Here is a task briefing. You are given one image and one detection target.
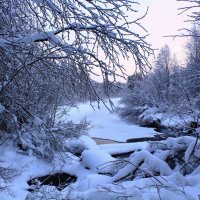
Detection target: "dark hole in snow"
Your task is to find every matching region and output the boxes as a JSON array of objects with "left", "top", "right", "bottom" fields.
[
  {"left": 112, "top": 151, "right": 135, "bottom": 159},
  {"left": 27, "top": 188, "right": 35, "bottom": 192},
  {"left": 17, "top": 143, "right": 29, "bottom": 152},
  {"left": 27, "top": 173, "right": 77, "bottom": 191}
]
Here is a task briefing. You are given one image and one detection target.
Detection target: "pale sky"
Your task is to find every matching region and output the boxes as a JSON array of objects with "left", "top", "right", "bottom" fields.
[
  {"left": 138, "top": 0, "right": 190, "bottom": 63},
  {"left": 123, "top": 0, "right": 192, "bottom": 75}
]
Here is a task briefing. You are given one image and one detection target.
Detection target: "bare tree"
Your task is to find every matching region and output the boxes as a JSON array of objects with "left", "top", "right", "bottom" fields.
[
  {"left": 178, "top": 0, "right": 200, "bottom": 23},
  {"left": 0, "top": 0, "right": 152, "bottom": 82},
  {"left": 0, "top": 0, "right": 153, "bottom": 157}
]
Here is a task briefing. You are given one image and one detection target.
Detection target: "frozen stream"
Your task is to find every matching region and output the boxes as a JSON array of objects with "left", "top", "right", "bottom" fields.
[{"left": 57, "top": 98, "right": 158, "bottom": 142}]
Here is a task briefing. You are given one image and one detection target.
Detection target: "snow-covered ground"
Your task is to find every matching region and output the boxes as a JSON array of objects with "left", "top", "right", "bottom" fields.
[
  {"left": 1, "top": 98, "right": 200, "bottom": 200},
  {"left": 138, "top": 106, "right": 196, "bottom": 129},
  {"left": 57, "top": 98, "right": 158, "bottom": 142}
]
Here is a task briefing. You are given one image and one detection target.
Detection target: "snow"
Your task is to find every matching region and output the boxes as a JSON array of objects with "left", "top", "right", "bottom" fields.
[
  {"left": 65, "top": 135, "right": 100, "bottom": 154},
  {"left": 47, "top": 32, "right": 61, "bottom": 45},
  {"left": 0, "top": 144, "right": 53, "bottom": 200},
  {"left": 32, "top": 116, "right": 43, "bottom": 127},
  {"left": 1, "top": 135, "right": 200, "bottom": 200},
  {"left": 80, "top": 187, "right": 144, "bottom": 200},
  {"left": 112, "top": 150, "right": 173, "bottom": 182},
  {"left": 139, "top": 106, "right": 196, "bottom": 129},
  {"left": 0, "top": 103, "right": 5, "bottom": 113},
  {"left": 99, "top": 142, "right": 147, "bottom": 155},
  {"left": 31, "top": 0, "right": 43, "bottom": 4},
  {"left": 81, "top": 149, "right": 116, "bottom": 172},
  {"left": 185, "top": 139, "right": 196, "bottom": 163},
  {"left": 196, "top": 127, "right": 200, "bottom": 134},
  {"left": 74, "top": 174, "right": 112, "bottom": 192},
  {"left": 58, "top": 98, "right": 158, "bottom": 142},
  {"left": 1, "top": 98, "right": 200, "bottom": 200},
  {"left": 0, "top": 142, "right": 93, "bottom": 200}
]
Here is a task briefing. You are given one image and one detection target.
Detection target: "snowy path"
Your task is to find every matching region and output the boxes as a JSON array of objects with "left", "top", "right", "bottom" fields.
[{"left": 57, "top": 98, "right": 158, "bottom": 142}]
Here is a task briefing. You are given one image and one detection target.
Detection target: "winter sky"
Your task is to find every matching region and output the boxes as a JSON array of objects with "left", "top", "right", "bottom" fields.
[
  {"left": 122, "top": 0, "right": 192, "bottom": 76},
  {"left": 138, "top": 0, "right": 190, "bottom": 63},
  {"left": 141, "top": 0, "right": 190, "bottom": 59}
]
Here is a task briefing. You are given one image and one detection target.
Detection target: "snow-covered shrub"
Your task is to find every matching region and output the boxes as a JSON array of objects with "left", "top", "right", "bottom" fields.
[
  {"left": 10, "top": 120, "right": 89, "bottom": 161},
  {"left": 148, "top": 136, "right": 200, "bottom": 175},
  {"left": 0, "top": 165, "right": 20, "bottom": 194},
  {"left": 119, "top": 45, "right": 200, "bottom": 131},
  {"left": 25, "top": 185, "right": 66, "bottom": 200},
  {"left": 65, "top": 135, "right": 99, "bottom": 155},
  {"left": 138, "top": 107, "right": 162, "bottom": 128},
  {"left": 93, "top": 135, "right": 200, "bottom": 185},
  {"left": 117, "top": 74, "right": 148, "bottom": 124}
]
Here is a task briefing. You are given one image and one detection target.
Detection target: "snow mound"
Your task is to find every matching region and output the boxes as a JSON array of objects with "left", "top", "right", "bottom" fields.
[
  {"left": 75, "top": 174, "right": 112, "bottom": 191},
  {"left": 65, "top": 135, "right": 99, "bottom": 154},
  {"left": 81, "top": 149, "right": 116, "bottom": 172}
]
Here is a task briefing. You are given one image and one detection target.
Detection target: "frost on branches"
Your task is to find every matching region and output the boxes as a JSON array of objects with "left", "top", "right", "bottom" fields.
[{"left": 0, "top": 0, "right": 152, "bottom": 156}]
